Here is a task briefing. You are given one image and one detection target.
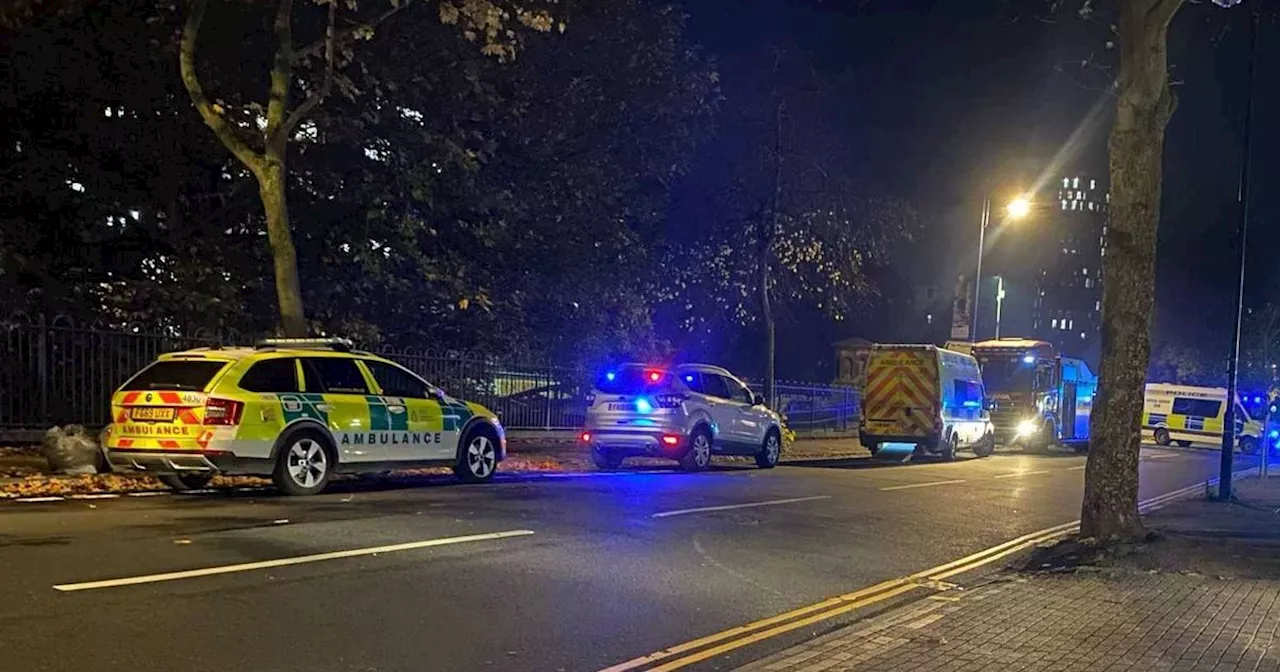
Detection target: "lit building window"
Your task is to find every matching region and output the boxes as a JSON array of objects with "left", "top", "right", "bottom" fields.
[
  {"left": 1082, "top": 267, "right": 1088, "bottom": 276},
  {"left": 1085, "top": 279, "right": 1093, "bottom": 289},
  {"left": 1063, "top": 178, "right": 1070, "bottom": 188},
  {"left": 1051, "top": 318, "right": 1058, "bottom": 328},
  {"left": 1096, "top": 300, "right": 1101, "bottom": 311},
  {"left": 1081, "top": 332, "right": 1087, "bottom": 339},
  {"left": 926, "top": 313, "right": 933, "bottom": 325},
  {"left": 1090, "top": 179, "right": 1097, "bottom": 190},
  {"left": 1073, "top": 177, "right": 1080, "bottom": 189},
  {"left": 1061, "top": 200, "right": 1068, "bottom": 211}
]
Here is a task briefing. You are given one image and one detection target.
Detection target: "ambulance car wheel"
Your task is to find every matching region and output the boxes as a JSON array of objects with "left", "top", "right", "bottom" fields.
[
  {"left": 972, "top": 433, "right": 995, "bottom": 458},
  {"left": 940, "top": 433, "right": 958, "bottom": 462},
  {"left": 591, "top": 447, "right": 623, "bottom": 470},
  {"left": 680, "top": 428, "right": 713, "bottom": 471},
  {"left": 755, "top": 429, "right": 782, "bottom": 469},
  {"left": 158, "top": 472, "right": 214, "bottom": 491},
  {"left": 1239, "top": 436, "right": 1259, "bottom": 456},
  {"left": 1175, "top": 440, "right": 1193, "bottom": 448},
  {"left": 1154, "top": 428, "right": 1171, "bottom": 446},
  {"left": 454, "top": 426, "right": 500, "bottom": 483},
  {"left": 273, "top": 430, "right": 335, "bottom": 496}
]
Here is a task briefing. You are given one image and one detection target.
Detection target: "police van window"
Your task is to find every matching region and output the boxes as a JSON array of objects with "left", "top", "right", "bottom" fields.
[
  {"left": 301, "top": 358, "right": 369, "bottom": 394},
  {"left": 954, "top": 380, "right": 982, "bottom": 406},
  {"left": 365, "top": 360, "right": 430, "bottom": 398},
  {"left": 1171, "top": 397, "right": 1221, "bottom": 418},
  {"left": 238, "top": 358, "right": 300, "bottom": 393}
]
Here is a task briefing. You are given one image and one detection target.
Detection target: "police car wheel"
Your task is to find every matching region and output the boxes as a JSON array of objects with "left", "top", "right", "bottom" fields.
[
  {"left": 591, "top": 448, "right": 623, "bottom": 470},
  {"left": 755, "top": 430, "right": 781, "bottom": 469},
  {"left": 273, "top": 431, "right": 334, "bottom": 496},
  {"left": 680, "top": 429, "right": 712, "bottom": 471},
  {"left": 455, "top": 430, "right": 499, "bottom": 483},
  {"left": 158, "top": 472, "right": 214, "bottom": 491}
]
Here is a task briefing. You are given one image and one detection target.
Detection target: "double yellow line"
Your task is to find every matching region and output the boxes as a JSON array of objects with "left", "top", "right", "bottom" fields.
[{"left": 602, "top": 473, "right": 1243, "bottom": 672}]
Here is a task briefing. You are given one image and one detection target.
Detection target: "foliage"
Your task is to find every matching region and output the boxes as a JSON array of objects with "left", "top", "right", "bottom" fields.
[
  {"left": 1148, "top": 341, "right": 1215, "bottom": 386},
  {"left": 659, "top": 49, "right": 917, "bottom": 366},
  {"left": 0, "top": 0, "right": 718, "bottom": 368}
]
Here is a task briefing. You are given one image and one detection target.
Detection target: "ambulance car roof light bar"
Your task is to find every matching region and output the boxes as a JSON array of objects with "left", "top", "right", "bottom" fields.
[{"left": 255, "top": 337, "right": 354, "bottom": 352}]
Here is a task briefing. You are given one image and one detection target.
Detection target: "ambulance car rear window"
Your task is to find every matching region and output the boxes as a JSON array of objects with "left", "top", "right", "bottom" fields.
[{"left": 121, "top": 361, "right": 228, "bottom": 392}]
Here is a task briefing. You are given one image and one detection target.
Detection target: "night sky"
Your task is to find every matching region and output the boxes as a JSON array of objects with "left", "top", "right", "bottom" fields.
[{"left": 680, "top": 0, "right": 1278, "bottom": 379}]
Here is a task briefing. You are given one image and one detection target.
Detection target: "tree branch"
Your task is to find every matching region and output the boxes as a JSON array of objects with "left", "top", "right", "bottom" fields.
[
  {"left": 293, "top": 0, "right": 416, "bottom": 64},
  {"left": 264, "top": 0, "right": 295, "bottom": 154},
  {"left": 179, "top": 0, "right": 264, "bottom": 173},
  {"left": 280, "top": 0, "right": 336, "bottom": 137}
]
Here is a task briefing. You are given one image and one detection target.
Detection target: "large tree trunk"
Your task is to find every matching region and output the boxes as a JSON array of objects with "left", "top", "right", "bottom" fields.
[
  {"left": 256, "top": 159, "right": 308, "bottom": 337},
  {"left": 1081, "top": 0, "right": 1182, "bottom": 541}
]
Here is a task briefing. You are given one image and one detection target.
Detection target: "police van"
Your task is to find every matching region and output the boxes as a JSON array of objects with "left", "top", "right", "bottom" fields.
[
  {"left": 1142, "top": 383, "right": 1263, "bottom": 454},
  {"left": 103, "top": 338, "right": 506, "bottom": 495}
]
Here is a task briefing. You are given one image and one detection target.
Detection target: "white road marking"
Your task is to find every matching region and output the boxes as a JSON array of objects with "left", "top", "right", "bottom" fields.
[
  {"left": 1066, "top": 465, "right": 1087, "bottom": 471},
  {"left": 879, "top": 479, "right": 967, "bottom": 492},
  {"left": 53, "top": 529, "right": 536, "bottom": 592},
  {"left": 17, "top": 497, "right": 66, "bottom": 503},
  {"left": 68, "top": 493, "right": 121, "bottom": 500},
  {"left": 651, "top": 496, "right": 832, "bottom": 519},
  {"left": 993, "top": 469, "right": 1052, "bottom": 479},
  {"left": 1143, "top": 453, "right": 1177, "bottom": 460},
  {"left": 127, "top": 491, "right": 169, "bottom": 497}
]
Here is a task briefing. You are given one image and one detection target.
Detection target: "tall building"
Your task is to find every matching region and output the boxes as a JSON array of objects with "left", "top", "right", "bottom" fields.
[{"left": 1031, "top": 174, "right": 1108, "bottom": 365}]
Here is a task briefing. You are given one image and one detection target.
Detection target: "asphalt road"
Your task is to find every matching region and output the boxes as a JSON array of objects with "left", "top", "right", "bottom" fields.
[{"left": 0, "top": 446, "right": 1252, "bottom": 672}]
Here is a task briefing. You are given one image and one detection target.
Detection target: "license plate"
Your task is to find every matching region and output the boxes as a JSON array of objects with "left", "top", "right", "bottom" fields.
[
  {"left": 608, "top": 403, "right": 632, "bottom": 411},
  {"left": 129, "top": 407, "right": 175, "bottom": 422}
]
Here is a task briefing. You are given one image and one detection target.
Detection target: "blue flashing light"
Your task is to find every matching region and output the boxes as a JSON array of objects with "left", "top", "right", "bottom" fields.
[
  {"left": 1022, "top": 355, "right": 1035, "bottom": 364},
  {"left": 605, "top": 371, "right": 616, "bottom": 381},
  {"left": 684, "top": 375, "right": 695, "bottom": 383},
  {"left": 1269, "top": 429, "right": 1278, "bottom": 440},
  {"left": 962, "top": 400, "right": 982, "bottom": 409},
  {"left": 635, "top": 398, "right": 653, "bottom": 414},
  {"left": 1254, "top": 396, "right": 1264, "bottom": 404}
]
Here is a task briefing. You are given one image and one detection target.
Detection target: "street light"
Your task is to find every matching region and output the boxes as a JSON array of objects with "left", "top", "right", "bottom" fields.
[{"left": 972, "top": 194, "right": 1033, "bottom": 342}]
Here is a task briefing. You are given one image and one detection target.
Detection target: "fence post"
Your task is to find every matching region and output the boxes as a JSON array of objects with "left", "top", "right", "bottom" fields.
[
  {"left": 544, "top": 371, "right": 552, "bottom": 431},
  {"left": 37, "top": 313, "right": 49, "bottom": 426}
]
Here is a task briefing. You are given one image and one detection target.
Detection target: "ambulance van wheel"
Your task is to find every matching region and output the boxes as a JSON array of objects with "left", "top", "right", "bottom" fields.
[
  {"left": 158, "top": 472, "right": 214, "bottom": 491},
  {"left": 272, "top": 429, "right": 336, "bottom": 496},
  {"left": 454, "top": 426, "right": 501, "bottom": 483},
  {"left": 1154, "top": 428, "right": 1171, "bottom": 446},
  {"left": 940, "top": 433, "right": 958, "bottom": 462},
  {"left": 1239, "top": 436, "right": 1259, "bottom": 456},
  {"left": 972, "top": 433, "right": 995, "bottom": 458}
]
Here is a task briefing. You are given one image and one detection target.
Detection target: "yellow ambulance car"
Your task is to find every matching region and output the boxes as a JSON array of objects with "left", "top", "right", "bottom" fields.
[{"left": 103, "top": 338, "right": 506, "bottom": 495}]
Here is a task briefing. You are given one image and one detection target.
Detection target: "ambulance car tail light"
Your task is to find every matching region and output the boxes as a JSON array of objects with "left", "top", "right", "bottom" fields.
[
  {"left": 203, "top": 398, "right": 244, "bottom": 426},
  {"left": 661, "top": 434, "right": 681, "bottom": 446}
]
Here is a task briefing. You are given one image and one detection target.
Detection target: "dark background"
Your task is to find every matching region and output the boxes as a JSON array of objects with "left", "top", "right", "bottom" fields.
[{"left": 676, "top": 0, "right": 1279, "bottom": 381}]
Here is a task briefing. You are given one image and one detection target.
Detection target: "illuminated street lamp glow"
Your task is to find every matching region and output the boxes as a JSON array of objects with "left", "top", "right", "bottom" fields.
[{"left": 1006, "top": 197, "right": 1032, "bottom": 219}]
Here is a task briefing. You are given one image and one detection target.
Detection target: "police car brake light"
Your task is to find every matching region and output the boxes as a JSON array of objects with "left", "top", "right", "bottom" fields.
[{"left": 204, "top": 398, "right": 244, "bottom": 426}]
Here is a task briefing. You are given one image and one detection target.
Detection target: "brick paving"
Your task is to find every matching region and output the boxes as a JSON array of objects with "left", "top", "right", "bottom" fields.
[
  {"left": 742, "top": 476, "right": 1280, "bottom": 672},
  {"left": 742, "top": 571, "right": 1280, "bottom": 671}
]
